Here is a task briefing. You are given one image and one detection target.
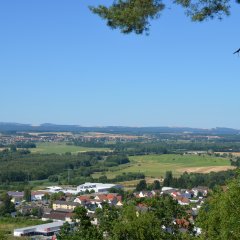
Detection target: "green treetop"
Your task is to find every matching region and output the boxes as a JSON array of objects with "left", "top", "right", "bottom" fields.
[
  {"left": 197, "top": 172, "right": 240, "bottom": 240},
  {"left": 89, "top": 0, "right": 239, "bottom": 34}
]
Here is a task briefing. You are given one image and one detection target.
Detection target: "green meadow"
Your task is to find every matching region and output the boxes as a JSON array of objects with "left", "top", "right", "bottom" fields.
[
  {"left": 92, "top": 154, "right": 233, "bottom": 179},
  {"left": 31, "top": 142, "right": 110, "bottom": 154}
]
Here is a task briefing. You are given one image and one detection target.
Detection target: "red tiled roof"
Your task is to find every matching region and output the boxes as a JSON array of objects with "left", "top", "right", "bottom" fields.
[
  {"left": 78, "top": 196, "right": 90, "bottom": 201},
  {"left": 175, "top": 218, "right": 190, "bottom": 228}
]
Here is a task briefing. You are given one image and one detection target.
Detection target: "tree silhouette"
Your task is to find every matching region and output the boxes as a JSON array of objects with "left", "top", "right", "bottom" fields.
[{"left": 90, "top": 0, "right": 239, "bottom": 34}]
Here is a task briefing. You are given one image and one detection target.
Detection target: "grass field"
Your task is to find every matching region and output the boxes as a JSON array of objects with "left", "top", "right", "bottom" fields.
[
  {"left": 31, "top": 142, "right": 110, "bottom": 154},
  {"left": 92, "top": 154, "right": 234, "bottom": 179}
]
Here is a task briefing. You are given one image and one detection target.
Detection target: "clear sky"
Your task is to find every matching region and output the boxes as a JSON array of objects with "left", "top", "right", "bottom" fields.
[{"left": 0, "top": 0, "right": 239, "bottom": 128}]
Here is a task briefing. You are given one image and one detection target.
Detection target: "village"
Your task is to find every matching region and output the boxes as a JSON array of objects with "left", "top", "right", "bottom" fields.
[{"left": 7, "top": 182, "right": 207, "bottom": 239}]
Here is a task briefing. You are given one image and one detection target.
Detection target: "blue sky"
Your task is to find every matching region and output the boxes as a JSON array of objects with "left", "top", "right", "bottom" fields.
[{"left": 0, "top": 0, "right": 239, "bottom": 128}]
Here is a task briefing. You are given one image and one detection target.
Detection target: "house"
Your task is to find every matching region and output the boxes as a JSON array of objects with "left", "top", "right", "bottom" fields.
[
  {"left": 175, "top": 218, "right": 190, "bottom": 229},
  {"left": 7, "top": 191, "right": 24, "bottom": 204},
  {"left": 52, "top": 201, "right": 80, "bottom": 211},
  {"left": 94, "top": 193, "right": 120, "bottom": 205},
  {"left": 192, "top": 187, "right": 208, "bottom": 197},
  {"left": 180, "top": 193, "right": 192, "bottom": 199},
  {"left": 18, "top": 204, "right": 37, "bottom": 215},
  {"left": 116, "top": 200, "right": 123, "bottom": 207},
  {"left": 74, "top": 195, "right": 102, "bottom": 211},
  {"left": 42, "top": 211, "right": 73, "bottom": 222},
  {"left": 74, "top": 193, "right": 122, "bottom": 208},
  {"left": 31, "top": 191, "right": 47, "bottom": 201},
  {"left": 174, "top": 196, "right": 190, "bottom": 205},
  {"left": 134, "top": 191, "right": 153, "bottom": 198},
  {"left": 161, "top": 187, "right": 179, "bottom": 195},
  {"left": 171, "top": 191, "right": 181, "bottom": 198},
  {"left": 74, "top": 195, "right": 91, "bottom": 205}
]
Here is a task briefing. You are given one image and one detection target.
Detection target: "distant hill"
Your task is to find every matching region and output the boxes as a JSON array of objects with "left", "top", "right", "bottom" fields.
[{"left": 0, "top": 122, "right": 239, "bottom": 135}]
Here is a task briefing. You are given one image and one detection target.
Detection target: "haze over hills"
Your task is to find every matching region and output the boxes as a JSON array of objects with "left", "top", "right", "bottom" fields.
[{"left": 0, "top": 122, "right": 239, "bottom": 135}]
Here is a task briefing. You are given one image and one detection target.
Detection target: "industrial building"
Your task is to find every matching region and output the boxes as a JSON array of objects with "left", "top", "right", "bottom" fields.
[
  {"left": 13, "top": 221, "right": 65, "bottom": 237},
  {"left": 76, "top": 182, "right": 117, "bottom": 193}
]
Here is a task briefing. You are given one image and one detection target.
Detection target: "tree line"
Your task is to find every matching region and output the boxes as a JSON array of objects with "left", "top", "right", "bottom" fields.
[
  {"left": 163, "top": 170, "right": 236, "bottom": 189},
  {"left": 0, "top": 149, "right": 129, "bottom": 187}
]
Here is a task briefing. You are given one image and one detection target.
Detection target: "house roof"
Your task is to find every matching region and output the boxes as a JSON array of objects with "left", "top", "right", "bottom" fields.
[
  {"left": 31, "top": 191, "right": 47, "bottom": 197},
  {"left": 175, "top": 218, "right": 190, "bottom": 228},
  {"left": 77, "top": 196, "right": 91, "bottom": 201},
  {"left": 8, "top": 191, "right": 24, "bottom": 198},
  {"left": 43, "top": 211, "right": 73, "bottom": 221}
]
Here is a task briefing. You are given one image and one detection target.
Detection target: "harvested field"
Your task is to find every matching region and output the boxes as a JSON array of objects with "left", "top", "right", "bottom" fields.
[
  {"left": 177, "top": 165, "right": 236, "bottom": 174},
  {"left": 216, "top": 152, "right": 240, "bottom": 156}
]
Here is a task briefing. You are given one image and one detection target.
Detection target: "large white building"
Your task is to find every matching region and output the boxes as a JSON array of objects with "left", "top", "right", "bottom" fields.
[
  {"left": 14, "top": 221, "right": 65, "bottom": 237},
  {"left": 43, "top": 183, "right": 121, "bottom": 195},
  {"left": 76, "top": 182, "right": 117, "bottom": 193}
]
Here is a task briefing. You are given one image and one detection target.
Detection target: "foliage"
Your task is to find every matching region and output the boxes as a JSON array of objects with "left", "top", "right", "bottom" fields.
[
  {"left": 14, "top": 142, "right": 36, "bottom": 149},
  {"left": 110, "top": 202, "right": 191, "bottom": 239},
  {"left": 111, "top": 206, "right": 167, "bottom": 240},
  {"left": 133, "top": 194, "right": 188, "bottom": 227},
  {"left": 58, "top": 196, "right": 194, "bottom": 239},
  {"left": 58, "top": 206, "right": 103, "bottom": 240},
  {"left": 163, "top": 170, "right": 236, "bottom": 189},
  {"left": 31, "top": 207, "right": 43, "bottom": 218},
  {"left": 109, "top": 187, "right": 125, "bottom": 197},
  {"left": 114, "top": 141, "right": 240, "bottom": 154},
  {"left": 48, "top": 175, "right": 59, "bottom": 182},
  {"left": 57, "top": 222, "right": 73, "bottom": 240},
  {"left": 111, "top": 172, "right": 145, "bottom": 182},
  {"left": 105, "top": 155, "right": 130, "bottom": 165},
  {"left": 24, "top": 187, "right": 32, "bottom": 202},
  {"left": 96, "top": 204, "right": 120, "bottom": 233},
  {"left": 89, "top": 0, "right": 237, "bottom": 34},
  {"left": 163, "top": 171, "right": 173, "bottom": 187},
  {"left": 73, "top": 206, "right": 92, "bottom": 227},
  {"left": 175, "top": 0, "right": 230, "bottom": 21},
  {"left": 0, "top": 193, "right": 15, "bottom": 216},
  {"left": 90, "top": 0, "right": 164, "bottom": 34},
  {"left": 152, "top": 180, "right": 161, "bottom": 190},
  {"left": 136, "top": 179, "right": 147, "bottom": 191},
  {"left": 197, "top": 174, "right": 240, "bottom": 239},
  {"left": 50, "top": 192, "right": 65, "bottom": 201},
  {"left": 0, "top": 230, "right": 5, "bottom": 240},
  {"left": 0, "top": 150, "right": 127, "bottom": 186}
]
